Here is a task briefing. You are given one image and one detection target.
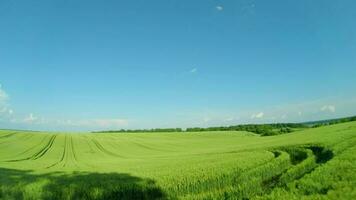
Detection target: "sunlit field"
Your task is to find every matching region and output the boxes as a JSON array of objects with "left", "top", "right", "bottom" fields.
[{"left": 0, "top": 122, "right": 355, "bottom": 199}]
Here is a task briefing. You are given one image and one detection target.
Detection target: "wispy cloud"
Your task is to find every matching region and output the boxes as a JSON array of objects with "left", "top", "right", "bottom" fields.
[
  {"left": 241, "top": 1, "right": 256, "bottom": 15},
  {"left": 320, "top": 105, "right": 336, "bottom": 113},
  {"left": 203, "top": 117, "right": 211, "bottom": 123},
  {"left": 23, "top": 113, "right": 38, "bottom": 123},
  {"left": 12, "top": 115, "right": 129, "bottom": 130},
  {"left": 0, "top": 84, "right": 8, "bottom": 102},
  {"left": 91, "top": 119, "right": 128, "bottom": 127},
  {"left": 54, "top": 118, "right": 129, "bottom": 129},
  {"left": 224, "top": 117, "right": 234, "bottom": 122},
  {"left": 0, "top": 84, "right": 12, "bottom": 117},
  {"left": 216, "top": 5, "right": 224, "bottom": 11},
  {"left": 190, "top": 68, "right": 197, "bottom": 73},
  {"left": 251, "top": 112, "right": 264, "bottom": 119}
]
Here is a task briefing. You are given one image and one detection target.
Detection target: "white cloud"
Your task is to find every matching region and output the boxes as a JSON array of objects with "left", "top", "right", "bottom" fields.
[
  {"left": 216, "top": 5, "right": 224, "bottom": 11},
  {"left": 203, "top": 117, "right": 211, "bottom": 123},
  {"left": 298, "top": 111, "right": 302, "bottom": 116},
  {"left": 0, "top": 107, "right": 7, "bottom": 113},
  {"left": 10, "top": 114, "right": 129, "bottom": 130},
  {"left": 251, "top": 112, "right": 264, "bottom": 119},
  {"left": 190, "top": 68, "right": 197, "bottom": 73},
  {"left": 0, "top": 84, "right": 8, "bottom": 102},
  {"left": 0, "top": 84, "right": 11, "bottom": 117},
  {"left": 320, "top": 105, "right": 336, "bottom": 113},
  {"left": 93, "top": 119, "right": 128, "bottom": 127},
  {"left": 0, "top": 83, "right": 130, "bottom": 130},
  {"left": 63, "top": 118, "right": 129, "bottom": 128},
  {"left": 241, "top": 2, "right": 256, "bottom": 15},
  {"left": 225, "top": 117, "right": 234, "bottom": 122},
  {"left": 24, "top": 113, "right": 38, "bottom": 123}
]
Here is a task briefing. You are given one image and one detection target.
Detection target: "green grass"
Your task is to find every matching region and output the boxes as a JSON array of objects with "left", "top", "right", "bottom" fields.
[{"left": 0, "top": 122, "right": 356, "bottom": 199}]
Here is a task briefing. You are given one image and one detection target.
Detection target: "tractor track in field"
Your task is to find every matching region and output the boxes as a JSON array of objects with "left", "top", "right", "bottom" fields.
[
  {"left": 0, "top": 133, "right": 34, "bottom": 145},
  {"left": 46, "top": 135, "right": 67, "bottom": 168},
  {"left": 255, "top": 143, "right": 356, "bottom": 199},
  {"left": 179, "top": 150, "right": 290, "bottom": 198},
  {"left": 64, "top": 135, "right": 79, "bottom": 167},
  {"left": 91, "top": 138, "right": 126, "bottom": 158},
  {"left": 129, "top": 140, "right": 172, "bottom": 152},
  {"left": 0, "top": 132, "right": 17, "bottom": 139},
  {"left": 31, "top": 135, "right": 57, "bottom": 160},
  {"left": 255, "top": 145, "right": 337, "bottom": 197},
  {"left": 5, "top": 135, "right": 57, "bottom": 162},
  {"left": 20, "top": 133, "right": 34, "bottom": 141},
  {"left": 70, "top": 136, "right": 78, "bottom": 163},
  {"left": 11, "top": 135, "right": 50, "bottom": 158},
  {"left": 47, "top": 135, "right": 80, "bottom": 168},
  {"left": 85, "top": 138, "right": 95, "bottom": 153},
  {"left": 107, "top": 135, "right": 172, "bottom": 153},
  {"left": 181, "top": 145, "right": 336, "bottom": 199},
  {"left": 63, "top": 135, "right": 70, "bottom": 167},
  {"left": 107, "top": 135, "right": 175, "bottom": 152},
  {"left": 0, "top": 132, "right": 19, "bottom": 145}
]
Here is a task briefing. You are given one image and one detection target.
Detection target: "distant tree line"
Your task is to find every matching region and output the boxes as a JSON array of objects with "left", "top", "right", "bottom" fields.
[
  {"left": 93, "top": 128, "right": 183, "bottom": 133},
  {"left": 308, "top": 116, "right": 356, "bottom": 128},
  {"left": 185, "top": 123, "right": 305, "bottom": 136},
  {"left": 93, "top": 123, "right": 306, "bottom": 136},
  {"left": 93, "top": 115, "right": 356, "bottom": 136}
]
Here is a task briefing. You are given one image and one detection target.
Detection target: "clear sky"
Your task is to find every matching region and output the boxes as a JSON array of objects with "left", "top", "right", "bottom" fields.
[{"left": 1, "top": 0, "right": 356, "bottom": 131}]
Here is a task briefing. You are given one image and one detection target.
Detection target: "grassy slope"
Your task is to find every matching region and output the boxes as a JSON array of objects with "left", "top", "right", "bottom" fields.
[{"left": 0, "top": 122, "right": 355, "bottom": 199}]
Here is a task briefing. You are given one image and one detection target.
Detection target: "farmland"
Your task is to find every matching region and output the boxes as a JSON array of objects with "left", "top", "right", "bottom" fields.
[{"left": 0, "top": 122, "right": 356, "bottom": 199}]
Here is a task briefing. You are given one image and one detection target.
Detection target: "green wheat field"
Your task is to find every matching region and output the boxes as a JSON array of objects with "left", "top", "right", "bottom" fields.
[{"left": 1, "top": 122, "right": 356, "bottom": 199}]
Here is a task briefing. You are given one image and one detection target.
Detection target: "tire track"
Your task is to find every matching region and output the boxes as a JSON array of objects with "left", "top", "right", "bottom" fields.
[
  {"left": 11, "top": 135, "right": 50, "bottom": 158},
  {"left": 46, "top": 135, "right": 67, "bottom": 169},
  {"left": 0, "top": 132, "right": 17, "bottom": 139},
  {"left": 31, "top": 135, "right": 57, "bottom": 160},
  {"left": 63, "top": 135, "right": 69, "bottom": 167},
  {"left": 129, "top": 140, "right": 172, "bottom": 152},
  {"left": 0, "top": 132, "right": 18, "bottom": 145},
  {"left": 68, "top": 136, "right": 96, "bottom": 169},
  {"left": 62, "top": 135, "right": 79, "bottom": 168},
  {"left": 0, "top": 133, "right": 34, "bottom": 145},
  {"left": 85, "top": 138, "right": 95, "bottom": 153},
  {"left": 70, "top": 136, "right": 79, "bottom": 166},
  {"left": 91, "top": 138, "right": 126, "bottom": 158},
  {"left": 179, "top": 150, "right": 290, "bottom": 198},
  {"left": 260, "top": 145, "right": 338, "bottom": 196},
  {"left": 20, "top": 133, "right": 34, "bottom": 141},
  {"left": 6, "top": 135, "right": 57, "bottom": 162}
]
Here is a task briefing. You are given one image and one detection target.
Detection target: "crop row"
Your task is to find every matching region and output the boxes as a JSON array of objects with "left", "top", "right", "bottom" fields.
[
  {"left": 6, "top": 135, "right": 57, "bottom": 162},
  {"left": 176, "top": 144, "right": 338, "bottom": 200}
]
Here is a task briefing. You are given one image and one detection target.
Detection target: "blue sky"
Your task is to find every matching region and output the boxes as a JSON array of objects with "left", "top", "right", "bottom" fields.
[{"left": 1, "top": 0, "right": 356, "bottom": 131}]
